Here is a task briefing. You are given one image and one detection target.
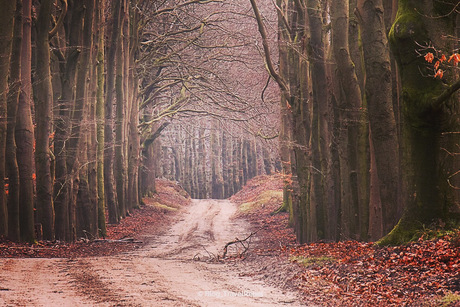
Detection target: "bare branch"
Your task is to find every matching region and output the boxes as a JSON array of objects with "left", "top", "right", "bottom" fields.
[
  {"left": 49, "top": 0, "right": 67, "bottom": 39},
  {"left": 249, "top": 0, "right": 289, "bottom": 95},
  {"left": 431, "top": 79, "right": 460, "bottom": 109}
]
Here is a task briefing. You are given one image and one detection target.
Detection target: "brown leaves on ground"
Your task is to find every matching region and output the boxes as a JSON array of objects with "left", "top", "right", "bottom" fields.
[
  {"left": 232, "top": 174, "right": 460, "bottom": 306},
  {"left": 290, "top": 236, "right": 460, "bottom": 306},
  {"left": 0, "top": 179, "right": 190, "bottom": 258}
]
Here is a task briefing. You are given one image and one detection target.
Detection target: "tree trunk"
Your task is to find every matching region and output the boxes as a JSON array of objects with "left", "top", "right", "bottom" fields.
[
  {"left": 358, "top": 0, "right": 401, "bottom": 235},
  {"left": 232, "top": 137, "right": 241, "bottom": 193},
  {"left": 115, "top": 5, "right": 126, "bottom": 218},
  {"left": 96, "top": 0, "right": 107, "bottom": 237},
  {"left": 227, "top": 136, "right": 235, "bottom": 197},
  {"left": 0, "top": 0, "right": 16, "bottom": 237},
  {"left": 211, "top": 123, "right": 223, "bottom": 199},
  {"left": 34, "top": 0, "right": 55, "bottom": 240},
  {"left": 380, "top": 0, "right": 460, "bottom": 245},
  {"left": 331, "top": 0, "right": 364, "bottom": 240},
  {"left": 16, "top": 0, "right": 35, "bottom": 242},
  {"left": 53, "top": 0, "right": 82, "bottom": 241},
  {"left": 276, "top": 0, "right": 294, "bottom": 220},
  {"left": 284, "top": 0, "right": 311, "bottom": 243},
  {"left": 127, "top": 5, "right": 140, "bottom": 211},
  {"left": 6, "top": 0, "right": 22, "bottom": 241},
  {"left": 308, "top": 0, "right": 332, "bottom": 241},
  {"left": 198, "top": 128, "right": 207, "bottom": 198},
  {"left": 349, "top": 0, "right": 372, "bottom": 240},
  {"left": 67, "top": 0, "right": 95, "bottom": 240},
  {"left": 222, "top": 131, "right": 229, "bottom": 197},
  {"left": 105, "top": 0, "right": 122, "bottom": 224}
]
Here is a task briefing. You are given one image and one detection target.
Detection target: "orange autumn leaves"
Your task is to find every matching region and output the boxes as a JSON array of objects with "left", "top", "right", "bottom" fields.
[{"left": 425, "top": 51, "right": 460, "bottom": 79}]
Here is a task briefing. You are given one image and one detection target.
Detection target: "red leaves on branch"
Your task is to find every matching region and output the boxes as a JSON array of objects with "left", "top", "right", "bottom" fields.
[
  {"left": 425, "top": 51, "right": 459, "bottom": 79},
  {"left": 434, "top": 69, "right": 444, "bottom": 79},
  {"left": 448, "top": 53, "right": 460, "bottom": 66},
  {"left": 425, "top": 52, "right": 435, "bottom": 63}
]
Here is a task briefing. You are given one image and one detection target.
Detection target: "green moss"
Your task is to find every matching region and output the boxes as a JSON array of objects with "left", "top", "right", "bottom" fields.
[
  {"left": 151, "top": 202, "right": 178, "bottom": 212},
  {"left": 439, "top": 291, "right": 460, "bottom": 307},
  {"left": 389, "top": 5, "right": 446, "bottom": 130},
  {"left": 239, "top": 190, "right": 283, "bottom": 213},
  {"left": 376, "top": 217, "right": 421, "bottom": 246},
  {"left": 289, "top": 255, "right": 336, "bottom": 267}
]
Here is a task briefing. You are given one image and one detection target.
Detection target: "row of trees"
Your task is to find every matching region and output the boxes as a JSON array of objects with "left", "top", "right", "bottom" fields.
[
  {"left": 0, "top": 0, "right": 146, "bottom": 242},
  {"left": 157, "top": 121, "right": 278, "bottom": 199},
  {"left": 0, "top": 0, "right": 458, "bottom": 245},
  {"left": 0, "top": 0, "right": 280, "bottom": 243},
  {"left": 250, "top": 0, "right": 460, "bottom": 244}
]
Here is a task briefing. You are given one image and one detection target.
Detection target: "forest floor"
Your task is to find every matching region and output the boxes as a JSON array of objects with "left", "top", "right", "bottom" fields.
[{"left": 0, "top": 176, "right": 459, "bottom": 306}]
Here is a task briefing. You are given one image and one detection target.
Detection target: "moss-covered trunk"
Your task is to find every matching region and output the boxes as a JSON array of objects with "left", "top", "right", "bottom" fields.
[{"left": 380, "top": 0, "right": 460, "bottom": 245}]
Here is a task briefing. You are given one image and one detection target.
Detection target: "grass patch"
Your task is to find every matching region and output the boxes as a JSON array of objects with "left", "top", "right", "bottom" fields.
[
  {"left": 239, "top": 190, "right": 283, "bottom": 213},
  {"left": 151, "top": 202, "right": 178, "bottom": 212},
  {"left": 439, "top": 291, "right": 460, "bottom": 307},
  {"left": 289, "top": 255, "right": 336, "bottom": 267}
]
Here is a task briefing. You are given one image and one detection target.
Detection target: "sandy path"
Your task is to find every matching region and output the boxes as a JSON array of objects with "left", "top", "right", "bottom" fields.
[{"left": 0, "top": 199, "right": 305, "bottom": 306}]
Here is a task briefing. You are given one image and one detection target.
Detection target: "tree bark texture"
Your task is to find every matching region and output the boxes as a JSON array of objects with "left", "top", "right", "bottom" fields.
[
  {"left": 105, "top": 0, "right": 122, "bottom": 224},
  {"left": 358, "top": 0, "right": 402, "bottom": 235},
  {"left": 34, "top": 0, "right": 55, "bottom": 240},
  {"left": 16, "top": 0, "right": 35, "bottom": 242},
  {"left": 6, "top": 0, "right": 22, "bottom": 241},
  {"left": 380, "top": 0, "right": 460, "bottom": 245},
  {"left": 0, "top": 0, "right": 16, "bottom": 237}
]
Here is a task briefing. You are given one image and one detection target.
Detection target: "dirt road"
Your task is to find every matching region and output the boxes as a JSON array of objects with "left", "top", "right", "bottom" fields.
[{"left": 0, "top": 199, "right": 305, "bottom": 306}]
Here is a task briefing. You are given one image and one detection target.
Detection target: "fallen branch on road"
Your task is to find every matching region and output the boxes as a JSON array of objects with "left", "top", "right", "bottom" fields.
[{"left": 221, "top": 228, "right": 262, "bottom": 259}]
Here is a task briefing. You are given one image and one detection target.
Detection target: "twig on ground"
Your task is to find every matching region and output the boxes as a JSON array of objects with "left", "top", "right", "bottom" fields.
[
  {"left": 222, "top": 227, "right": 263, "bottom": 259},
  {"left": 193, "top": 245, "right": 218, "bottom": 262}
]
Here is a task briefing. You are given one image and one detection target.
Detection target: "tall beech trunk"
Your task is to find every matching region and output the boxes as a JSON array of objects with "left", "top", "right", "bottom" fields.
[
  {"left": 6, "top": 0, "right": 22, "bottom": 241},
  {"left": 115, "top": 5, "right": 127, "bottom": 218},
  {"left": 222, "top": 132, "right": 229, "bottom": 197},
  {"left": 198, "top": 128, "right": 207, "bottom": 198},
  {"left": 251, "top": 0, "right": 311, "bottom": 242},
  {"left": 358, "top": 0, "right": 401, "bottom": 235},
  {"left": 227, "top": 136, "right": 234, "bottom": 197},
  {"left": 349, "top": 0, "right": 372, "bottom": 240},
  {"left": 54, "top": 0, "right": 82, "bottom": 241},
  {"left": 67, "top": 0, "right": 95, "bottom": 240},
  {"left": 16, "top": 0, "right": 35, "bottom": 242},
  {"left": 88, "top": 63, "right": 98, "bottom": 238},
  {"left": 191, "top": 132, "right": 198, "bottom": 198},
  {"left": 34, "top": 0, "right": 55, "bottom": 240},
  {"left": 183, "top": 133, "right": 191, "bottom": 194},
  {"left": 0, "top": 0, "right": 16, "bottom": 236},
  {"left": 276, "top": 0, "right": 293, "bottom": 221},
  {"left": 128, "top": 76, "right": 140, "bottom": 209},
  {"left": 307, "top": 0, "right": 332, "bottom": 241},
  {"left": 380, "top": 0, "right": 460, "bottom": 245},
  {"left": 241, "top": 139, "right": 248, "bottom": 186},
  {"left": 96, "top": 0, "right": 106, "bottom": 237},
  {"left": 331, "top": 0, "right": 364, "bottom": 240},
  {"left": 127, "top": 6, "right": 140, "bottom": 210},
  {"left": 105, "top": 0, "right": 122, "bottom": 224},
  {"left": 232, "top": 137, "right": 241, "bottom": 193},
  {"left": 211, "top": 123, "right": 224, "bottom": 199}
]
